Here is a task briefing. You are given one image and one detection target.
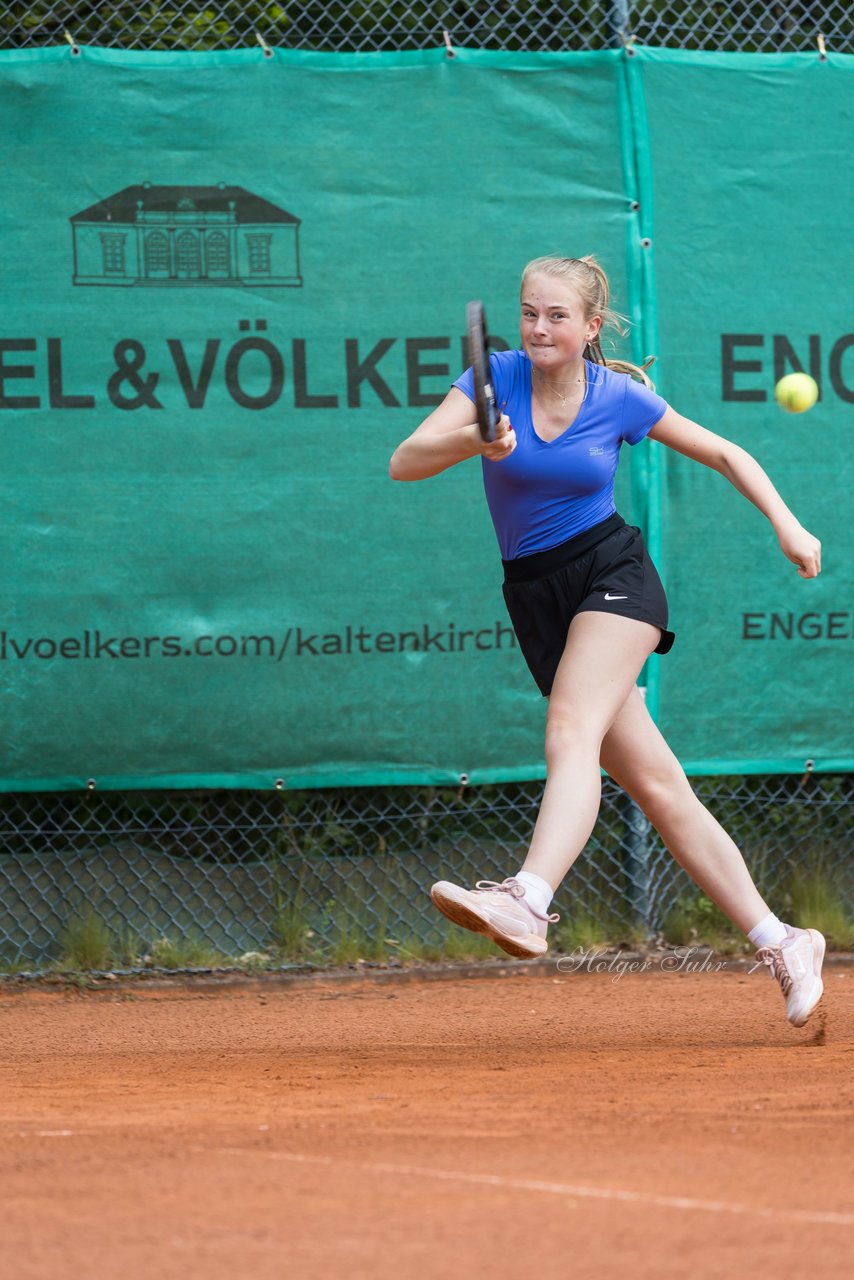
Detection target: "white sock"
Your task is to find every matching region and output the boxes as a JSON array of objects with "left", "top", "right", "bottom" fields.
[
  {"left": 747, "top": 912, "right": 788, "bottom": 949},
  {"left": 514, "top": 871, "right": 553, "bottom": 917}
]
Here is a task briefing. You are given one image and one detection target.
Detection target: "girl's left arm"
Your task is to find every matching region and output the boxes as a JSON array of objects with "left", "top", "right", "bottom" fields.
[{"left": 648, "top": 407, "right": 822, "bottom": 579}]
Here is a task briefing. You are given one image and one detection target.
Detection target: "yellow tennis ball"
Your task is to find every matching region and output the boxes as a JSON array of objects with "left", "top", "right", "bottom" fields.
[{"left": 774, "top": 372, "right": 819, "bottom": 413}]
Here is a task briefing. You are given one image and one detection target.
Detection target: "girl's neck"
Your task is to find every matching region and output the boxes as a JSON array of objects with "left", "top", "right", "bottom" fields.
[{"left": 531, "top": 361, "right": 587, "bottom": 408}]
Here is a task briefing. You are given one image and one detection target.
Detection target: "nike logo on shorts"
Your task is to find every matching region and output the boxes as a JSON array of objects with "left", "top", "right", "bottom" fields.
[{"left": 604, "top": 593, "right": 628, "bottom": 601}]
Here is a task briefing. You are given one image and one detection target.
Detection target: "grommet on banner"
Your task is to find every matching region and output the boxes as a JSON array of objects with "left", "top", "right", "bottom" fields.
[
  {"left": 457, "top": 773, "right": 469, "bottom": 800},
  {"left": 630, "top": 200, "right": 640, "bottom": 212},
  {"left": 274, "top": 778, "right": 284, "bottom": 790},
  {"left": 640, "top": 236, "right": 652, "bottom": 249},
  {"left": 619, "top": 32, "right": 637, "bottom": 57},
  {"left": 86, "top": 778, "right": 97, "bottom": 791},
  {"left": 64, "top": 29, "right": 81, "bottom": 57},
  {"left": 799, "top": 758, "right": 816, "bottom": 786},
  {"left": 255, "top": 32, "right": 273, "bottom": 58},
  {"left": 442, "top": 29, "right": 456, "bottom": 58},
  {"left": 817, "top": 33, "right": 827, "bottom": 62}
]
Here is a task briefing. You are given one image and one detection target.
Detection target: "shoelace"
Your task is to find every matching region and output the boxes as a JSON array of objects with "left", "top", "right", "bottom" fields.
[
  {"left": 473, "top": 878, "right": 560, "bottom": 923},
  {"left": 755, "top": 944, "right": 793, "bottom": 997}
]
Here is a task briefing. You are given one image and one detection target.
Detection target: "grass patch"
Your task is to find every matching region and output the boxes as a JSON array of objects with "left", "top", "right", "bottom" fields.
[
  {"left": 270, "top": 889, "right": 317, "bottom": 960},
  {"left": 660, "top": 893, "right": 747, "bottom": 956},
  {"left": 786, "top": 867, "right": 854, "bottom": 948},
  {"left": 553, "top": 910, "right": 632, "bottom": 953},
  {"left": 269, "top": 888, "right": 394, "bottom": 966},
  {"left": 147, "top": 932, "right": 231, "bottom": 970},
  {"left": 112, "top": 926, "right": 144, "bottom": 968},
  {"left": 326, "top": 912, "right": 390, "bottom": 966},
  {"left": 290, "top": 892, "right": 392, "bottom": 966},
  {"left": 59, "top": 907, "right": 116, "bottom": 971},
  {"left": 394, "top": 927, "right": 498, "bottom": 964},
  {"left": 58, "top": 913, "right": 231, "bottom": 973}
]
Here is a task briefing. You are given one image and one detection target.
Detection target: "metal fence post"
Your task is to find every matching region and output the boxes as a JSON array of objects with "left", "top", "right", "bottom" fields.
[
  {"left": 620, "top": 684, "right": 653, "bottom": 932},
  {"left": 607, "top": 0, "right": 631, "bottom": 47},
  {"left": 621, "top": 790, "right": 653, "bottom": 933}
]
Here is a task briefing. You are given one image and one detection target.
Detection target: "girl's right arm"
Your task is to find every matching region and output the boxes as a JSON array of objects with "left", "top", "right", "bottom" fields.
[{"left": 389, "top": 388, "right": 516, "bottom": 481}]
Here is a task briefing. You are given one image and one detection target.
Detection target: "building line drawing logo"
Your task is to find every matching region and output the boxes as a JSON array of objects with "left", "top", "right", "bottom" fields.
[{"left": 70, "top": 182, "right": 302, "bottom": 288}]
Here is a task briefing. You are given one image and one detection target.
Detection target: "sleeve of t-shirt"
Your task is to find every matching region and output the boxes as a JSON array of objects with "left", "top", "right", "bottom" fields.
[
  {"left": 453, "top": 365, "right": 475, "bottom": 401},
  {"left": 621, "top": 377, "right": 668, "bottom": 445},
  {"left": 452, "top": 350, "right": 509, "bottom": 404}
]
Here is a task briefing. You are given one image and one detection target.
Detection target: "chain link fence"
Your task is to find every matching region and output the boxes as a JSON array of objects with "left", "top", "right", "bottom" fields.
[
  {"left": 0, "top": 1, "right": 850, "bottom": 54},
  {"left": 1, "top": 1, "right": 851, "bottom": 970},
  {"left": 1, "top": 773, "right": 851, "bottom": 971}
]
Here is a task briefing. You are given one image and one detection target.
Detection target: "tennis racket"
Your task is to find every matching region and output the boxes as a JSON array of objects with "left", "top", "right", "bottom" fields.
[{"left": 465, "top": 300, "right": 500, "bottom": 442}]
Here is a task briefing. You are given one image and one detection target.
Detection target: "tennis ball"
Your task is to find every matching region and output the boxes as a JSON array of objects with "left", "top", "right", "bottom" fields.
[{"left": 774, "top": 372, "right": 819, "bottom": 413}]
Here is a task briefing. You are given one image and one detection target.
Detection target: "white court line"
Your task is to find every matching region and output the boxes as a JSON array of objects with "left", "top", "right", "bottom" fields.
[
  {"left": 13, "top": 1130, "right": 78, "bottom": 1138},
  {"left": 216, "top": 1146, "right": 854, "bottom": 1229},
  {"left": 13, "top": 1134, "right": 853, "bottom": 1228}
]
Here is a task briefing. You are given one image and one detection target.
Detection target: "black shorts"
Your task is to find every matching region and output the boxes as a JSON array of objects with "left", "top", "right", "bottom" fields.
[{"left": 501, "top": 513, "right": 675, "bottom": 697}]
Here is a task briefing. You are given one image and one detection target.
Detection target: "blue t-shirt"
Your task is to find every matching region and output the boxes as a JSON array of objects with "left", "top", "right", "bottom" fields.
[{"left": 454, "top": 348, "right": 667, "bottom": 560}]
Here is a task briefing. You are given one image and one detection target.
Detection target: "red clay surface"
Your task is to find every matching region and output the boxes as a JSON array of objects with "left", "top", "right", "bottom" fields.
[{"left": 2, "top": 958, "right": 853, "bottom": 1279}]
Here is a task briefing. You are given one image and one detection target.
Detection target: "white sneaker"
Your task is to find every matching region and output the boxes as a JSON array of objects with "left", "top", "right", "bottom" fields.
[
  {"left": 756, "top": 926, "right": 826, "bottom": 1027},
  {"left": 430, "top": 877, "right": 559, "bottom": 959}
]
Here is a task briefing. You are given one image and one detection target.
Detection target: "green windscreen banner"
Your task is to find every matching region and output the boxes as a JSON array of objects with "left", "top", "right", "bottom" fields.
[
  {"left": 0, "top": 46, "right": 851, "bottom": 790},
  {"left": 0, "top": 46, "right": 636, "bottom": 790},
  {"left": 632, "top": 49, "right": 854, "bottom": 774}
]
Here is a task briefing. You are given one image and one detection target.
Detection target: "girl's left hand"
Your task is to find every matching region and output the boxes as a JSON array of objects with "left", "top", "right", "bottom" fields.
[{"left": 777, "top": 521, "right": 822, "bottom": 578}]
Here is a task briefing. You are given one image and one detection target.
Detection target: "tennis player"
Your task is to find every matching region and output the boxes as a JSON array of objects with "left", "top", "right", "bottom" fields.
[{"left": 389, "top": 255, "right": 825, "bottom": 1029}]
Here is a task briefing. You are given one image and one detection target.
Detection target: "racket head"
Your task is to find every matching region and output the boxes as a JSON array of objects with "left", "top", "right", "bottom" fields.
[{"left": 465, "top": 300, "right": 500, "bottom": 442}]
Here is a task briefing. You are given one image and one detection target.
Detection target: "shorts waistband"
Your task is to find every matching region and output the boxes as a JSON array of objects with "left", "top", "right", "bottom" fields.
[{"left": 502, "top": 513, "right": 626, "bottom": 583}]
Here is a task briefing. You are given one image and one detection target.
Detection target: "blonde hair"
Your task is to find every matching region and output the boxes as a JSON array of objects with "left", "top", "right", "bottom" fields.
[{"left": 521, "top": 255, "right": 655, "bottom": 388}]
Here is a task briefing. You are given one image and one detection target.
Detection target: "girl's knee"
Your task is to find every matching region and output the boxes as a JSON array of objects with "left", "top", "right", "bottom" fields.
[
  {"left": 630, "top": 764, "right": 694, "bottom": 825},
  {"left": 544, "top": 710, "right": 600, "bottom": 766}
]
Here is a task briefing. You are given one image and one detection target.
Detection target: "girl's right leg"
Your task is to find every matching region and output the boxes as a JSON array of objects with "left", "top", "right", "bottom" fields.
[{"left": 430, "top": 611, "right": 659, "bottom": 960}]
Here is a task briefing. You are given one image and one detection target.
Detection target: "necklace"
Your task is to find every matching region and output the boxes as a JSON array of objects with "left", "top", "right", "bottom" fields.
[{"left": 534, "top": 371, "right": 584, "bottom": 408}]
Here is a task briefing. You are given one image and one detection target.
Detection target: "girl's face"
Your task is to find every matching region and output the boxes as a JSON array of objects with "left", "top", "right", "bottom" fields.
[{"left": 519, "top": 274, "right": 601, "bottom": 373}]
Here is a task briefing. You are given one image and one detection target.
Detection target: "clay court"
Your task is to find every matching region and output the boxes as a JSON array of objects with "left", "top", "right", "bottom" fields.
[{"left": 3, "top": 958, "right": 853, "bottom": 1279}]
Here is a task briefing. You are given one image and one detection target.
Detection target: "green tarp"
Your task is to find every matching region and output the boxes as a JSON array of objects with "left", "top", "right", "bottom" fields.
[
  {"left": 638, "top": 50, "right": 853, "bottom": 772},
  {"left": 0, "top": 45, "right": 851, "bottom": 789}
]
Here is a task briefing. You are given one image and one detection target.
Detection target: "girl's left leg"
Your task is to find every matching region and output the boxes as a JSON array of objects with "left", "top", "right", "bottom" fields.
[
  {"left": 600, "top": 686, "right": 825, "bottom": 1026},
  {"left": 598, "top": 686, "right": 770, "bottom": 932}
]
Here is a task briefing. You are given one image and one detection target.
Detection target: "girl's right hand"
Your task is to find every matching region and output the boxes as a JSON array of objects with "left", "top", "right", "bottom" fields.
[{"left": 480, "top": 414, "right": 516, "bottom": 462}]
